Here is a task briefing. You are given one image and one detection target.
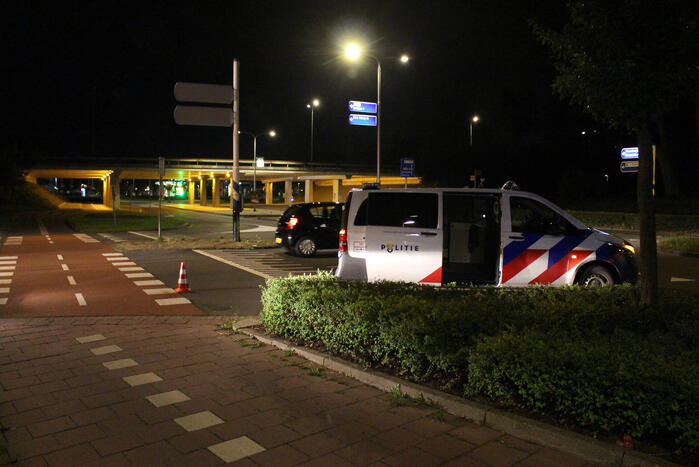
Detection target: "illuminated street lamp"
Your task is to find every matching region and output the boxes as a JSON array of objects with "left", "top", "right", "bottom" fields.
[
  {"left": 343, "top": 43, "right": 409, "bottom": 184},
  {"left": 469, "top": 115, "right": 480, "bottom": 147},
  {"left": 306, "top": 99, "right": 320, "bottom": 162},
  {"left": 238, "top": 129, "right": 276, "bottom": 193}
]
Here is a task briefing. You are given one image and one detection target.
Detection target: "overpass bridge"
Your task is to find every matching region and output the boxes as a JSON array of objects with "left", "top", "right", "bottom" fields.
[{"left": 24, "top": 157, "right": 421, "bottom": 209}]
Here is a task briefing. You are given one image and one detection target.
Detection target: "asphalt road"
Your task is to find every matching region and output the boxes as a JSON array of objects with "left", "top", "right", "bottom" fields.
[{"left": 2, "top": 210, "right": 696, "bottom": 319}]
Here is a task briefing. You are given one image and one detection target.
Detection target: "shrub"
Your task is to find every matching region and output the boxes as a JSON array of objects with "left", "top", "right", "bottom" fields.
[{"left": 260, "top": 274, "right": 699, "bottom": 455}]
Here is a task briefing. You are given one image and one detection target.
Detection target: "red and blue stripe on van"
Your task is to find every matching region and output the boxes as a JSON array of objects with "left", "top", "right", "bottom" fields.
[{"left": 501, "top": 230, "right": 606, "bottom": 285}]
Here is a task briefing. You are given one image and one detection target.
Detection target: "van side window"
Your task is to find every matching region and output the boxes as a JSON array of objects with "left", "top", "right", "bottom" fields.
[
  {"left": 362, "top": 193, "right": 438, "bottom": 228},
  {"left": 510, "top": 197, "right": 576, "bottom": 236}
]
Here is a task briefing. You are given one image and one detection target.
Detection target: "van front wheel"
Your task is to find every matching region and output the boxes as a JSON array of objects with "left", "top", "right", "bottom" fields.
[
  {"left": 577, "top": 265, "right": 615, "bottom": 287},
  {"left": 295, "top": 237, "right": 317, "bottom": 257}
]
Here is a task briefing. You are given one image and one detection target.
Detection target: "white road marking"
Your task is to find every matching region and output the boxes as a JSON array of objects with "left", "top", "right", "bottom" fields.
[
  {"left": 61, "top": 264, "right": 70, "bottom": 271},
  {"left": 57, "top": 254, "right": 64, "bottom": 261},
  {"left": 134, "top": 280, "right": 164, "bottom": 286},
  {"left": 0, "top": 266, "right": 16, "bottom": 271},
  {"left": 0, "top": 272, "right": 14, "bottom": 277},
  {"left": 670, "top": 277, "right": 696, "bottom": 282},
  {"left": 0, "top": 298, "right": 7, "bottom": 305},
  {"left": 75, "top": 293, "right": 87, "bottom": 306},
  {"left": 142, "top": 288, "right": 176, "bottom": 295},
  {"left": 112, "top": 261, "right": 136, "bottom": 266},
  {"left": 99, "top": 233, "right": 126, "bottom": 242},
  {"left": 90, "top": 345, "right": 122, "bottom": 355},
  {"left": 119, "top": 267, "right": 144, "bottom": 272},
  {"left": 156, "top": 297, "right": 191, "bottom": 306},
  {"left": 106, "top": 256, "right": 127, "bottom": 261},
  {"left": 125, "top": 272, "right": 153, "bottom": 278},
  {"left": 128, "top": 231, "right": 159, "bottom": 240},
  {"left": 38, "top": 219, "right": 48, "bottom": 235},
  {"left": 102, "top": 253, "right": 123, "bottom": 256},
  {"left": 193, "top": 249, "right": 270, "bottom": 279},
  {"left": 73, "top": 233, "right": 99, "bottom": 243},
  {"left": 239, "top": 225, "right": 277, "bottom": 233},
  {"left": 0, "top": 261, "right": 17, "bottom": 265},
  {"left": 49, "top": 241, "right": 54, "bottom": 244},
  {"left": 76, "top": 334, "right": 106, "bottom": 343},
  {"left": 0, "top": 279, "right": 11, "bottom": 285},
  {"left": 0, "top": 256, "right": 18, "bottom": 260},
  {"left": 67, "top": 276, "right": 76, "bottom": 285},
  {"left": 0, "top": 288, "right": 9, "bottom": 294}
]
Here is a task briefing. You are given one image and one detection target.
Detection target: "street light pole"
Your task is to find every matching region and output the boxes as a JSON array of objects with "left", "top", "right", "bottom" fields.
[
  {"left": 342, "top": 44, "right": 408, "bottom": 185},
  {"left": 376, "top": 59, "right": 382, "bottom": 184},
  {"left": 469, "top": 115, "right": 480, "bottom": 146},
  {"left": 253, "top": 134, "right": 258, "bottom": 192},
  {"left": 306, "top": 99, "right": 319, "bottom": 163}
]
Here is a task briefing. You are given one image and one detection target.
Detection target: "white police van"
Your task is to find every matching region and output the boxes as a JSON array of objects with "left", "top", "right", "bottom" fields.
[{"left": 335, "top": 187, "right": 637, "bottom": 286}]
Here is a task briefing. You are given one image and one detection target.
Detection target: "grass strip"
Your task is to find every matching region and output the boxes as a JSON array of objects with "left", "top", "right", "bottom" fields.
[{"left": 658, "top": 236, "right": 699, "bottom": 254}]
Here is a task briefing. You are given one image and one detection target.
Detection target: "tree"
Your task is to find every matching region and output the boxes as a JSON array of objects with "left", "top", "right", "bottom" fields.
[{"left": 532, "top": 0, "right": 699, "bottom": 305}]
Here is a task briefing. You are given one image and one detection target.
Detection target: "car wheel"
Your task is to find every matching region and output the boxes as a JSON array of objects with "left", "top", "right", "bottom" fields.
[
  {"left": 578, "top": 265, "right": 615, "bottom": 287},
  {"left": 295, "top": 237, "right": 317, "bottom": 257}
]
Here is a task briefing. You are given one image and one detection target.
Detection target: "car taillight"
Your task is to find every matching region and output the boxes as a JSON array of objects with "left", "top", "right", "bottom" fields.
[
  {"left": 339, "top": 228, "right": 347, "bottom": 252},
  {"left": 286, "top": 217, "right": 299, "bottom": 230}
]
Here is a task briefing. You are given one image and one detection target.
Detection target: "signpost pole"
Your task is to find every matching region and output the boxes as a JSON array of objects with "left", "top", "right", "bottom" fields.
[
  {"left": 232, "top": 59, "right": 241, "bottom": 242},
  {"left": 652, "top": 144, "right": 656, "bottom": 197},
  {"left": 158, "top": 157, "right": 164, "bottom": 240}
]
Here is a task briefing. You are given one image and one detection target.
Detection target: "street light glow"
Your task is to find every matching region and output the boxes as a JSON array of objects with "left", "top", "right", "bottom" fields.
[
  {"left": 269, "top": 130, "right": 276, "bottom": 137},
  {"left": 344, "top": 43, "right": 362, "bottom": 60},
  {"left": 312, "top": 98, "right": 320, "bottom": 107},
  {"left": 400, "top": 54, "right": 409, "bottom": 63},
  {"left": 472, "top": 115, "right": 480, "bottom": 123}
]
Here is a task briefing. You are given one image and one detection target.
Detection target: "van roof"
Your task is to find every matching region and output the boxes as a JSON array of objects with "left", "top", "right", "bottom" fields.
[{"left": 349, "top": 187, "right": 532, "bottom": 196}]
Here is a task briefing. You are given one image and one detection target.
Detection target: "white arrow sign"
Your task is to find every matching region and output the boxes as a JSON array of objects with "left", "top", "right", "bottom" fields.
[
  {"left": 174, "top": 106, "right": 233, "bottom": 127},
  {"left": 174, "top": 82, "right": 233, "bottom": 104}
]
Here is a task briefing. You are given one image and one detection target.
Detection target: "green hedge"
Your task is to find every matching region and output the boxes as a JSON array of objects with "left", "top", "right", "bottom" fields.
[{"left": 260, "top": 273, "right": 699, "bottom": 456}]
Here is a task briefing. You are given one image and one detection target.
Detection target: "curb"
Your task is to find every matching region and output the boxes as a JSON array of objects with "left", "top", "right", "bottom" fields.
[
  {"left": 236, "top": 325, "right": 677, "bottom": 467},
  {"left": 658, "top": 248, "right": 699, "bottom": 258}
]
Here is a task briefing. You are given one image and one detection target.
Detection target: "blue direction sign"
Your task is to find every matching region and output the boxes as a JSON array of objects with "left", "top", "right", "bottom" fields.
[
  {"left": 620, "top": 160, "right": 639, "bottom": 173},
  {"left": 621, "top": 147, "right": 639, "bottom": 159},
  {"left": 348, "top": 100, "right": 377, "bottom": 114},
  {"left": 400, "top": 158, "right": 415, "bottom": 177},
  {"left": 349, "top": 114, "right": 377, "bottom": 127}
]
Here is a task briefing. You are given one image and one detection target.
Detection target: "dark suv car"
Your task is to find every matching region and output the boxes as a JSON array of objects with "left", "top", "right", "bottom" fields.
[{"left": 275, "top": 202, "right": 343, "bottom": 256}]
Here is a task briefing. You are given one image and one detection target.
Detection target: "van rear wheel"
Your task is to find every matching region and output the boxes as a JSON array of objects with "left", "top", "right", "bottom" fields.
[
  {"left": 295, "top": 237, "right": 317, "bottom": 257},
  {"left": 578, "top": 265, "right": 615, "bottom": 287}
]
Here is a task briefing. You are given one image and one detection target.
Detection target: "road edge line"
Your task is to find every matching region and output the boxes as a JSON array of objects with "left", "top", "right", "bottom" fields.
[
  {"left": 127, "top": 231, "right": 159, "bottom": 240},
  {"left": 233, "top": 325, "right": 675, "bottom": 467},
  {"left": 192, "top": 249, "right": 270, "bottom": 280}
]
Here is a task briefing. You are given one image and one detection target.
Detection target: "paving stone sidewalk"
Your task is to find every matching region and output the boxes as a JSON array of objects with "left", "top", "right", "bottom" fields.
[{"left": 0, "top": 317, "right": 593, "bottom": 466}]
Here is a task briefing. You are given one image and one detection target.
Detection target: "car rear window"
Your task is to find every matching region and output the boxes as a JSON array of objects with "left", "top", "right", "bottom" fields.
[{"left": 280, "top": 205, "right": 304, "bottom": 221}]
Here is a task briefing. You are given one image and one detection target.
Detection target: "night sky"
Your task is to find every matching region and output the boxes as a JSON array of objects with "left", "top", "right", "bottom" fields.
[{"left": 5, "top": 0, "right": 693, "bottom": 200}]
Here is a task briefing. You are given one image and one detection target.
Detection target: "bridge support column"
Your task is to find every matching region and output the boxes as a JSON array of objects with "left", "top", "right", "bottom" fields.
[
  {"left": 102, "top": 177, "right": 111, "bottom": 208},
  {"left": 188, "top": 180, "right": 195, "bottom": 204},
  {"left": 284, "top": 180, "right": 292, "bottom": 205},
  {"left": 211, "top": 177, "right": 220, "bottom": 207},
  {"left": 110, "top": 173, "right": 121, "bottom": 210},
  {"left": 332, "top": 179, "right": 343, "bottom": 202},
  {"left": 199, "top": 178, "right": 208, "bottom": 206},
  {"left": 265, "top": 182, "right": 273, "bottom": 204},
  {"left": 304, "top": 180, "right": 314, "bottom": 203}
]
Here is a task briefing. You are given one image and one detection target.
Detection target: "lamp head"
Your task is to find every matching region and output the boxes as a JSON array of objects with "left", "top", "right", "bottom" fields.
[
  {"left": 312, "top": 99, "right": 320, "bottom": 107},
  {"left": 472, "top": 115, "right": 480, "bottom": 123},
  {"left": 400, "top": 54, "right": 409, "bottom": 63},
  {"left": 343, "top": 43, "right": 362, "bottom": 61},
  {"left": 269, "top": 130, "right": 276, "bottom": 137}
]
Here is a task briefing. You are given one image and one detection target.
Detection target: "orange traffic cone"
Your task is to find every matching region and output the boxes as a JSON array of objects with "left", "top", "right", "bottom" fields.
[{"left": 175, "top": 261, "right": 191, "bottom": 293}]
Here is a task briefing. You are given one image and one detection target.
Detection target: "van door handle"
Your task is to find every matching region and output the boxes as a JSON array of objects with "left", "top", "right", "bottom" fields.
[
  {"left": 420, "top": 232, "right": 437, "bottom": 236},
  {"left": 509, "top": 235, "right": 524, "bottom": 240}
]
